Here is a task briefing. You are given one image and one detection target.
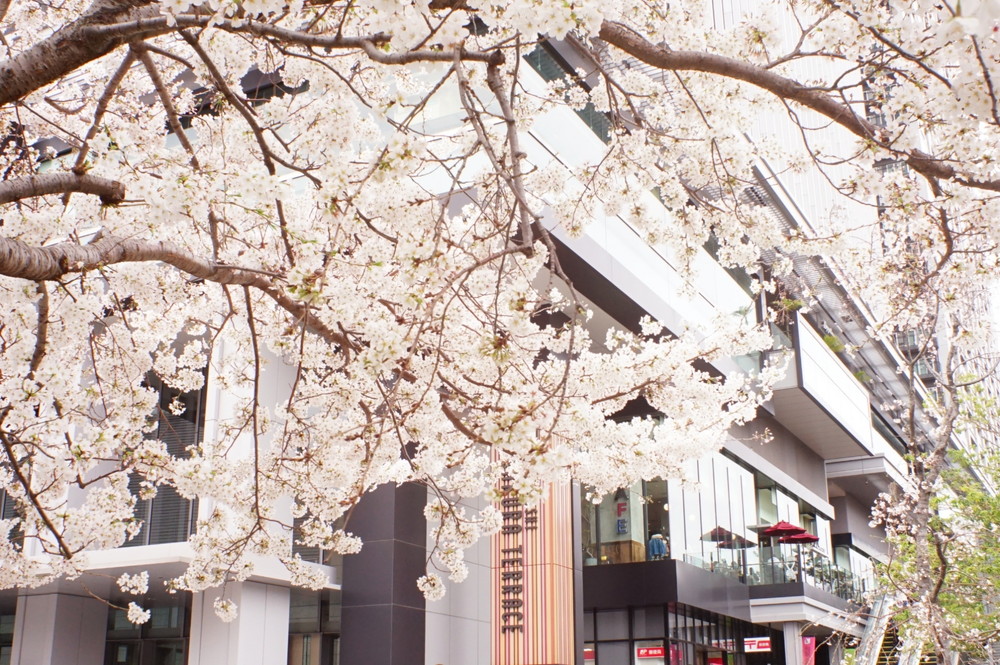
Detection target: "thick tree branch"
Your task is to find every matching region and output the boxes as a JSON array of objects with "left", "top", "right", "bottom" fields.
[
  {"left": 0, "top": 234, "right": 353, "bottom": 349},
  {"left": 0, "top": 172, "right": 125, "bottom": 205},
  {"left": 598, "top": 20, "right": 1000, "bottom": 193},
  {"left": 0, "top": 0, "right": 159, "bottom": 107},
  {"left": 0, "top": 0, "right": 496, "bottom": 108}
]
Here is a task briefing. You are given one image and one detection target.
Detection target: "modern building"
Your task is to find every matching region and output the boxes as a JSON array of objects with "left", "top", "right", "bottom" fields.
[{"left": 0, "top": 16, "right": 946, "bottom": 665}]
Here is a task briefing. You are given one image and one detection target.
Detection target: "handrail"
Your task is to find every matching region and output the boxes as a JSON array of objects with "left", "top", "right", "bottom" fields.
[{"left": 855, "top": 594, "right": 893, "bottom": 665}]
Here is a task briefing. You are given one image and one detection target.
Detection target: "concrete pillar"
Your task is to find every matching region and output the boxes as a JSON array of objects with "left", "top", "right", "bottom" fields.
[
  {"left": 187, "top": 582, "right": 290, "bottom": 665},
  {"left": 783, "top": 622, "right": 805, "bottom": 665},
  {"left": 10, "top": 593, "right": 108, "bottom": 665},
  {"left": 340, "top": 483, "right": 426, "bottom": 665}
]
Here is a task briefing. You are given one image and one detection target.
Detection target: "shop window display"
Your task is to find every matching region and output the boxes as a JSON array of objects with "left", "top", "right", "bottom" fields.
[{"left": 583, "top": 604, "right": 781, "bottom": 665}]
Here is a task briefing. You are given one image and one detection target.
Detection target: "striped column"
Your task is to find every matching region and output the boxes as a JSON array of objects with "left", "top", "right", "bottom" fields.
[{"left": 491, "top": 479, "right": 575, "bottom": 665}]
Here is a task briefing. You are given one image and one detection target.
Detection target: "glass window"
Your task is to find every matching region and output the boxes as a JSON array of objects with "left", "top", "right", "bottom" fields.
[
  {"left": 682, "top": 467, "right": 703, "bottom": 565},
  {"left": 756, "top": 484, "right": 777, "bottom": 526},
  {"left": 634, "top": 639, "right": 665, "bottom": 665},
  {"left": 105, "top": 595, "right": 190, "bottom": 665},
  {"left": 597, "top": 641, "right": 631, "bottom": 665},
  {"left": 321, "top": 590, "right": 341, "bottom": 635},
  {"left": 289, "top": 589, "right": 321, "bottom": 634},
  {"left": 145, "top": 604, "right": 185, "bottom": 639},
  {"left": 583, "top": 496, "right": 599, "bottom": 566},
  {"left": 644, "top": 480, "right": 670, "bottom": 561},
  {"left": 596, "top": 609, "right": 629, "bottom": 640},
  {"left": 676, "top": 642, "right": 695, "bottom": 665},
  {"left": 584, "top": 610, "right": 595, "bottom": 641},
  {"left": 632, "top": 606, "right": 664, "bottom": 639},
  {"left": 0, "top": 491, "right": 22, "bottom": 549},
  {"left": 125, "top": 375, "right": 203, "bottom": 548},
  {"left": 150, "top": 641, "right": 185, "bottom": 665},
  {"left": 666, "top": 604, "right": 683, "bottom": 640},
  {"left": 288, "top": 590, "right": 340, "bottom": 665},
  {"left": 584, "top": 482, "right": 646, "bottom": 565},
  {"left": 105, "top": 643, "right": 140, "bottom": 665},
  {"left": 0, "top": 608, "right": 13, "bottom": 665},
  {"left": 776, "top": 489, "right": 799, "bottom": 525},
  {"left": 698, "top": 459, "right": 717, "bottom": 566}
]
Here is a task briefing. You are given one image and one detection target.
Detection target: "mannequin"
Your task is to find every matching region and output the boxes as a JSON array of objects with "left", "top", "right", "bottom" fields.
[{"left": 647, "top": 533, "right": 667, "bottom": 560}]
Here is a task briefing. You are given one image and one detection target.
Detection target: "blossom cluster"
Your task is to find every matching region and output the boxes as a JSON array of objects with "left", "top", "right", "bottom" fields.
[{"left": 0, "top": 0, "right": 998, "bottom": 615}]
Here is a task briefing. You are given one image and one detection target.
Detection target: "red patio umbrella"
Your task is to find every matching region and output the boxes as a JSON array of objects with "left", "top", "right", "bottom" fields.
[
  {"left": 779, "top": 532, "right": 819, "bottom": 544},
  {"left": 760, "top": 520, "right": 807, "bottom": 538}
]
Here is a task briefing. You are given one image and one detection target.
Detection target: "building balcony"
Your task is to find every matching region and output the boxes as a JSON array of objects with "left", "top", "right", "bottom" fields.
[
  {"left": 681, "top": 547, "right": 867, "bottom": 606},
  {"left": 769, "top": 312, "right": 878, "bottom": 460}
]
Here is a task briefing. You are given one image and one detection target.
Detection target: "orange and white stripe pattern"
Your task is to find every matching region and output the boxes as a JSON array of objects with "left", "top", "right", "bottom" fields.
[{"left": 491, "top": 481, "right": 575, "bottom": 665}]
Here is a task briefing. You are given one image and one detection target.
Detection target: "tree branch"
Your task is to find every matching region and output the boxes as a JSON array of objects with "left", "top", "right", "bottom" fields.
[
  {"left": 0, "top": 234, "right": 354, "bottom": 349},
  {"left": 0, "top": 2, "right": 493, "bottom": 108},
  {"left": 597, "top": 20, "right": 1000, "bottom": 193},
  {"left": 0, "top": 172, "right": 125, "bottom": 205},
  {"left": 0, "top": 0, "right": 159, "bottom": 106}
]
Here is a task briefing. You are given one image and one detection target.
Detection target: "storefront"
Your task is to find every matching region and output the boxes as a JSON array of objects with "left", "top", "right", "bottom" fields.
[{"left": 582, "top": 603, "right": 783, "bottom": 665}]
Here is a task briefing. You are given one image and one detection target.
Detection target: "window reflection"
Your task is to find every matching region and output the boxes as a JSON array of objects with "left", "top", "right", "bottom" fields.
[
  {"left": 580, "top": 451, "right": 871, "bottom": 603},
  {"left": 584, "top": 605, "right": 782, "bottom": 665},
  {"left": 105, "top": 595, "right": 190, "bottom": 665}
]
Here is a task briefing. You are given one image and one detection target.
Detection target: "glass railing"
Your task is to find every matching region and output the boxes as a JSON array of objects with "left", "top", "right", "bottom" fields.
[
  {"left": 682, "top": 553, "right": 745, "bottom": 581},
  {"left": 682, "top": 547, "right": 867, "bottom": 603}
]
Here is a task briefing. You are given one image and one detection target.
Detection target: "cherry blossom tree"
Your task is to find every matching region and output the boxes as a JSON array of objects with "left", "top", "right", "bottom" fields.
[{"left": 1, "top": 0, "right": 999, "bottom": 625}]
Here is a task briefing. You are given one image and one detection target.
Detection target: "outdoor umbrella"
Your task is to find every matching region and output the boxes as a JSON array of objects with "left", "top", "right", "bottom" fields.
[
  {"left": 760, "top": 521, "right": 807, "bottom": 578},
  {"left": 778, "top": 531, "right": 820, "bottom": 581},
  {"left": 778, "top": 532, "right": 819, "bottom": 544},
  {"left": 760, "top": 521, "right": 807, "bottom": 538},
  {"left": 702, "top": 526, "right": 737, "bottom": 542}
]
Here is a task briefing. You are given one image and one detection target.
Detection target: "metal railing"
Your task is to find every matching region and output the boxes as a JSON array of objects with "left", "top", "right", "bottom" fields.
[
  {"left": 683, "top": 547, "right": 868, "bottom": 604},
  {"left": 855, "top": 594, "right": 890, "bottom": 665}
]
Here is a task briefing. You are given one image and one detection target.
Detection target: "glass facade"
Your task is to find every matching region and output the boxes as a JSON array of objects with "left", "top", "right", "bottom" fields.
[
  {"left": 582, "top": 452, "right": 758, "bottom": 572},
  {"left": 125, "top": 376, "right": 203, "bottom": 548},
  {"left": 670, "top": 455, "right": 757, "bottom": 576},
  {"left": 0, "top": 605, "right": 13, "bottom": 665},
  {"left": 835, "top": 545, "right": 877, "bottom": 596},
  {"left": 0, "top": 490, "right": 22, "bottom": 549},
  {"left": 583, "top": 603, "right": 782, "bottom": 665},
  {"left": 288, "top": 589, "right": 341, "bottom": 665},
  {"left": 581, "top": 451, "right": 868, "bottom": 602},
  {"left": 105, "top": 595, "right": 190, "bottom": 665},
  {"left": 523, "top": 43, "right": 612, "bottom": 143}
]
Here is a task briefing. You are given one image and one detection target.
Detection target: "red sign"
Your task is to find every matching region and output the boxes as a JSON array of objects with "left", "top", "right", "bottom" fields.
[
  {"left": 584, "top": 647, "right": 596, "bottom": 662},
  {"left": 803, "top": 636, "right": 817, "bottom": 665},
  {"left": 744, "top": 637, "right": 772, "bottom": 653},
  {"left": 637, "top": 646, "right": 667, "bottom": 658}
]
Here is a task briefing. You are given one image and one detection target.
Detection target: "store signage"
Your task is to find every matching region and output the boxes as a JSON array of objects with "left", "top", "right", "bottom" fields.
[
  {"left": 744, "top": 637, "right": 772, "bottom": 653},
  {"left": 497, "top": 474, "right": 538, "bottom": 634},
  {"left": 584, "top": 647, "right": 596, "bottom": 662},
  {"left": 637, "top": 646, "right": 667, "bottom": 658},
  {"left": 492, "top": 475, "right": 575, "bottom": 665},
  {"left": 803, "top": 635, "right": 817, "bottom": 665}
]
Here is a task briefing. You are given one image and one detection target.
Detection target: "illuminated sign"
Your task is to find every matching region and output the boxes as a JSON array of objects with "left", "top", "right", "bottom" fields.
[
  {"left": 744, "top": 637, "right": 772, "bottom": 653},
  {"left": 637, "top": 646, "right": 667, "bottom": 658}
]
